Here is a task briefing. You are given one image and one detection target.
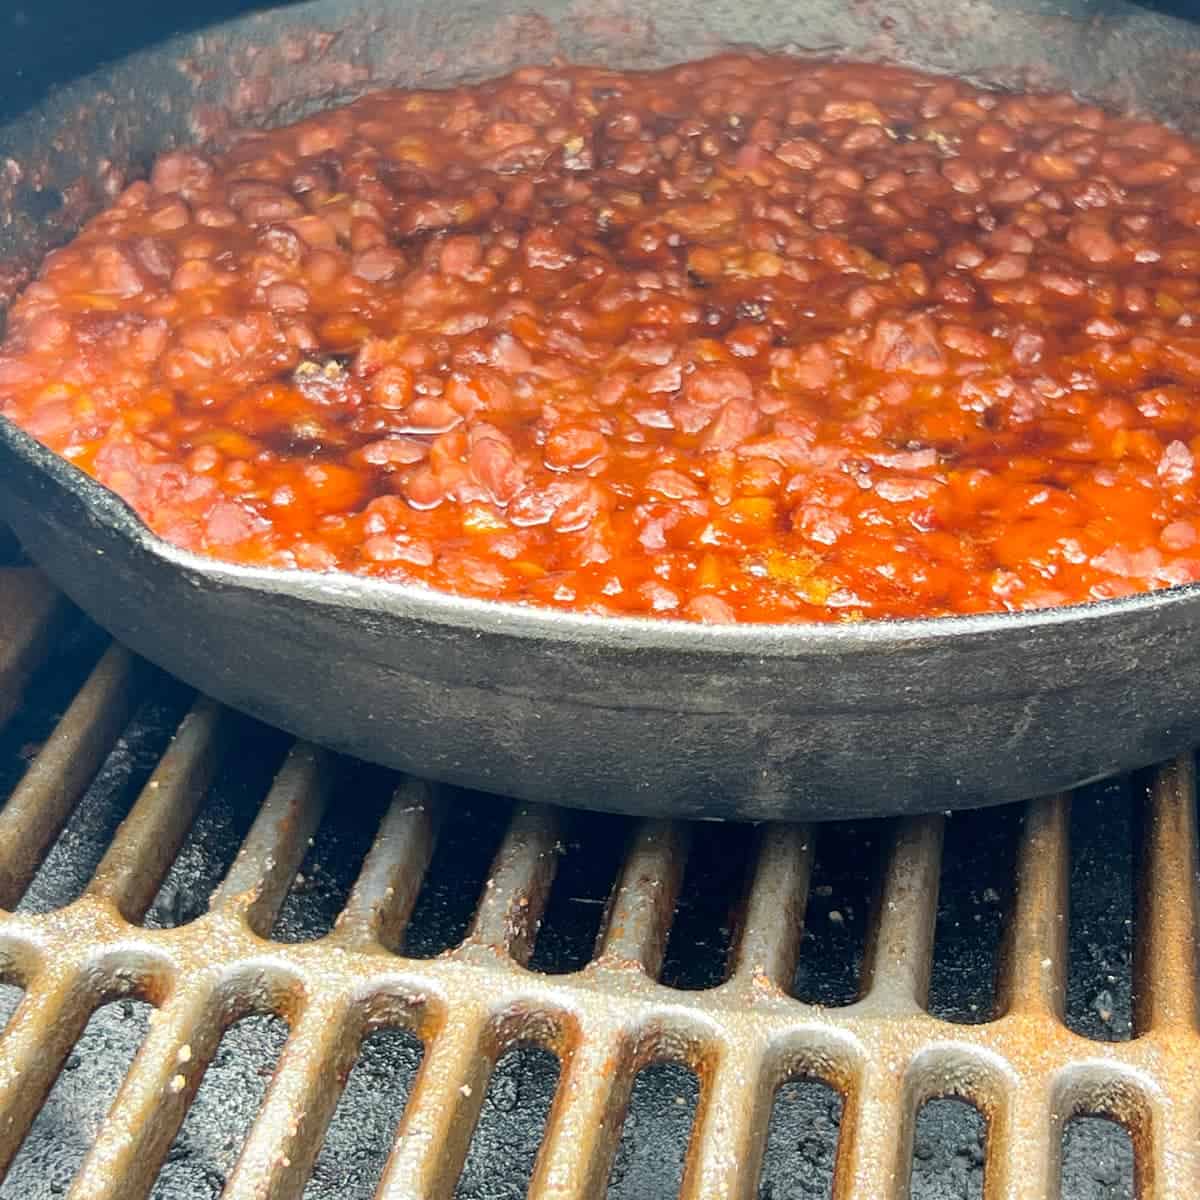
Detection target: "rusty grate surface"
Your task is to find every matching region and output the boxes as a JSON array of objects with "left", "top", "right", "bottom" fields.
[{"left": 0, "top": 562, "right": 1194, "bottom": 1199}]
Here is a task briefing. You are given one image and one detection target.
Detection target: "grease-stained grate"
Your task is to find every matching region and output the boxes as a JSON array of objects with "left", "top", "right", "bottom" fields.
[{"left": 0, "top": 562, "right": 1193, "bottom": 1200}]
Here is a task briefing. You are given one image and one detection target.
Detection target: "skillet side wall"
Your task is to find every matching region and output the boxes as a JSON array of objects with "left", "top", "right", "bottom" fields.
[
  {"left": 2, "top": 0, "right": 1200, "bottom": 818},
  {"left": 5, "top": 427, "right": 1200, "bottom": 820}
]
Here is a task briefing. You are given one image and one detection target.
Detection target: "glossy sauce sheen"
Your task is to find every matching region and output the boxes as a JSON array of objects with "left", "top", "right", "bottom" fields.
[{"left": 4, "top": 55, "right": 1200, "bottom": 623}]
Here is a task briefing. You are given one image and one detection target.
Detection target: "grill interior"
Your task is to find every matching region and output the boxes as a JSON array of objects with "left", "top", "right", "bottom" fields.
[{"left": 0, "top": 552, "right": 1188, "bottom": 1200}]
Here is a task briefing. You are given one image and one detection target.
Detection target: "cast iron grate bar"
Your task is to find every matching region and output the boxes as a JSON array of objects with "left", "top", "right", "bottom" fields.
[{"left": 0, "top": 565, "right": 1195, "bottom": 1199}]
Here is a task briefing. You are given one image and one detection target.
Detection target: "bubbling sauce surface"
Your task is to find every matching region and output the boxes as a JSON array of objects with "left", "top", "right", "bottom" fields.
[{"left": 5, "top": 55, "right": 1200, "bottom": 622}]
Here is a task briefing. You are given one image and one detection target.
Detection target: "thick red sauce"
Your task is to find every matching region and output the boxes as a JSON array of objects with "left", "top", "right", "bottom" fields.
[{"left": 5, "top": 55, "right": 1200, "bottom": 622}]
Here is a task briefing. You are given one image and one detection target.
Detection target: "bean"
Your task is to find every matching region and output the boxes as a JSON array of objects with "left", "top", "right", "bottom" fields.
[
  {"left": 351, "top": 246, "right": 405, "bottom": 281},
  {"left": 287, "top": 214, "right": 339, "bottom": 249},
  {"left": 1029, "top": 151, "right": 1079, "bottom": 181},
  {"left": 942, "top": 159, "right": 982, "bottom": 193},
  {"left": 1039, "top": 270, "right": 1087, "bottom": 298},
  {"left": 266, "top": 282, "right": 309, "bottom": 313},
  {"left": 946, "top": 242, "right": 985, "bottom": 270},
  {"left": 974, "top": 254, "right": 1028, "bottom": 281},
  {"left": 93, "top": 246, "right": 143, "bottom": 297},
  {"left": 433, "top": 235, "right": 480, "bottom": 279},
  {"left": 149, "top": 201, "right": 190, "bottom": 231},
  {"left": 1067, "top": 220, "right": 1120, "bottom": 264},
  {"left": 990, "top": 176, "right": 1040, "bottom": 204},
  {"left": 942, "top": 325, "right": 992, "bottom": 357},
  {"left": 545, "top": 426, "right": 607, "bottom": 469},
  {"left": 934, "top": 275, "right": 976, "bottom": 305},
  {"left": 170, "top": 260, "right": 216, "bottom": 292},
  {"left": 294, "top": 121, "right": 346, "bottom": 158},
  {"left": 370, "top": 366, "right": 414, "bottom": 410},
  {"left": 195, "top": 205, "right": 238, "bottom": 228},
  {"left": 151, "top": 151, "right": 216, "bottom": 197}
]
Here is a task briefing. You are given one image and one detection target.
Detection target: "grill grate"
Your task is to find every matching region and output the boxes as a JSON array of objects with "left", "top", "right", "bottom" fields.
[{"left": 0, "top": 562, "right": 1191, "bottom": 1199}]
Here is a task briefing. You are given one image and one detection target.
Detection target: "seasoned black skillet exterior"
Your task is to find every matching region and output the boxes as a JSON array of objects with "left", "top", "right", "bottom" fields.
[{"left": 2, "top": 0, "right": 1200, "bottom": 821}]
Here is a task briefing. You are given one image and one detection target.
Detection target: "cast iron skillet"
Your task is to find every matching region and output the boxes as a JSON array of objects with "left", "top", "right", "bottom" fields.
[{"left": 3, "top": 0, "right": 1200, "bottom": 821}]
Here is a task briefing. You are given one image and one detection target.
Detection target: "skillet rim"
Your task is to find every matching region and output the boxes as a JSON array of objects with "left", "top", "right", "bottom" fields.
[
  {"left": 0, "top": 3, "right": 1197, "bottom": 665},
  {"left": 3, "top": 412, "right": 1195, "bottom": 654}
]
